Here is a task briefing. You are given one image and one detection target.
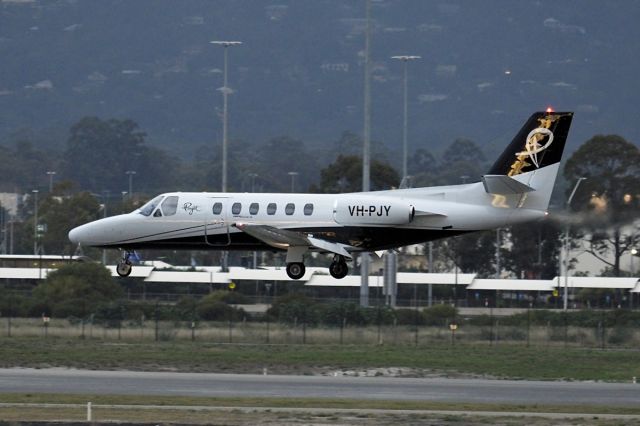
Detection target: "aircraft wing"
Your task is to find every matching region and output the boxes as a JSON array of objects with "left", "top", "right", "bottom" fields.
[{"left": 233, "top": 223, "right": 354, "bottom": 259}]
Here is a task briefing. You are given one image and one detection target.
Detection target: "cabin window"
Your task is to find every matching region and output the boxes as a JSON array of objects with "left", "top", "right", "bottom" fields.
[
  {"left": 138, "top": 195, "right": 164, "bottom": 216},
  {"left": 267, "top": 203, "right": 277, "bottom": 215},
  {"left": 212, "top": 202, "right": 223, "bottom": 215},
  {"left": 303, "top": 203, "right": 314, "bottom": 216},
  {"left": 161, "top": 196, "right": 179, "bottom": 216},
  {"left": 285, "top": 203, "right": 295, "bottom": 215},
  {"left": 153, "top": 209, "right": 162, "bottom": 217},
  {"left": 249, "top": 203, "right": 259, "bottom": 215},
  {"left": 232, "top": 202, "right": 242, "bottom": 215}
]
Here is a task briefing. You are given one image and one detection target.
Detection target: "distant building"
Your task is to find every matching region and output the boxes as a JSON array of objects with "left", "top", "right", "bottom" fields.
[{"left": 0, "top": 193, "right": 19, "bottom": 216}]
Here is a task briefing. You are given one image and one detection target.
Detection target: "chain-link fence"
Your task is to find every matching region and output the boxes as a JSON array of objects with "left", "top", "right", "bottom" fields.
[{"left": 2, "top": 308, "right": 638, "bottom": 349}]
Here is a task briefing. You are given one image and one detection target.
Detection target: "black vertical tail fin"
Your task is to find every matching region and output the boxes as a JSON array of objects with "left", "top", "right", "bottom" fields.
[{"left": 487, "top": 111, "right": 574, "bottom": 177}]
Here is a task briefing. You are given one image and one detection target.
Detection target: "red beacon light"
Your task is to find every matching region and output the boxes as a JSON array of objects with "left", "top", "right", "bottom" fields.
[{"left": 546, "top": 106, "right": 554, "bottom": 113}]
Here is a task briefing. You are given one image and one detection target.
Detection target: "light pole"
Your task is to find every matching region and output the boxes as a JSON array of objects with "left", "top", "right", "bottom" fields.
[
  {"left": 361, "top": 0, "right": 372, "bottom": 308},
  {"left": 125, "top": 171, "right": 136, "bottom": 200},
  {"left": 287, "top": 171, "right": 298, "bottom": 193},
  {"left": 563, "top": 177, "right": 586, "bottom": 311},
  {"left": 211, "top": 40, "right": 242, "bottom": 193},
  {"left": 32, "top": 190, "right": 38, "bottom": 255},
  {"left": 248, "top": 173, "right": 259, "bottom": 270},
  {"left": 248, "top": 173, "right": 258, "bottom": 193},
  {"left": 46, "top": 171, "right": 56, "bottom": 193},
  {"left": 102, "top": 190, "right": 109, "bottom": 264},
  {"left": 391, "top": 55, "right": 420, "bottom": 180},
  {"left": 121, "top": 191, "right": 128, "bottom": 213}
]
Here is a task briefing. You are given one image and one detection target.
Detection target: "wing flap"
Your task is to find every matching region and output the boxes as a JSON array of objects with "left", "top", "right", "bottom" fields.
[{"left": 234, "top": 223, "right": 354, "bottom": 259}]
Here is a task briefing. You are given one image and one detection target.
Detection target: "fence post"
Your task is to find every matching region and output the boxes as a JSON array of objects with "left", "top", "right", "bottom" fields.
[
  {"left": 601, "top": 310, "right": 606, "bottom": 349},
  {"left": 266, "top": 315, "right": 270, "bottom": 344},
  {"left": 489, "top": 308, "right": 494, "bottom": 346},
  {"left": 526, "top": 306, "right": 530, "bottom": 348},
  {"left": 414, "top": 312, "right": 419, "bottom": 347},
  {"left": 7, "top": 294, "right": 12, "bottom": 338},
  {"left": 154, "top": 301, "right": 159, "bottom": 342},
  {"left": 376, "top": 306, "right": 382, "bottom": 345},
  {"left": 564, "top": 312, "right": 569, "bottom": 348},
  {"left": 118, "top": 305, "right": 123, "bottom": 341},
  {"left": 302, "top": 319, "right": 306, "bottom": 344}
]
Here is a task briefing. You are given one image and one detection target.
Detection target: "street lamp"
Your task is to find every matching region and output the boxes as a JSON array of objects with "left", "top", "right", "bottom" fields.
[
  {"left": 361, "top": 0, "right": 372, "bottom": 308},
  {"left": 287, "top": 171, "right": 298, "bottom": 193},
  {"left": 563, "top": 177, "right": 586, "bottom": 311},
  {"left": 211, "top": 40, "right": 242, "bottom": 193},
  {"left": 248, "top": 173, "right": 258, "bottom": 193},
  {"left": 32, "top": 190, "right": 38, "bottom": 255},
  {"left": 391, "top": 55, "right": 421, "bottom": 180},
  {"left": 125, "top": 171, "right": 136, "bottom": 200},
  {"left": 46, "top": 171, "right": 56, "bottom": 193}
]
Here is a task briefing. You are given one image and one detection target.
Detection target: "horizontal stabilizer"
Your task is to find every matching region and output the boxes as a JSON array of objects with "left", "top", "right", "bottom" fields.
[{"left": 482, "top": 175, "right": 535, "bottom": 195}]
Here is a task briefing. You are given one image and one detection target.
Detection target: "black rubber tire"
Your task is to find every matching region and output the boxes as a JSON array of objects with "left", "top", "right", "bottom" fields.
[
  {"left": 286, "top": 262, "right": 306, "bottom": 280},
  {"left": 329, "top": 261, "right": 349, "bottom": 279},
  {"left": 116, "top": 261, "right": 133, "bottom": 277}
]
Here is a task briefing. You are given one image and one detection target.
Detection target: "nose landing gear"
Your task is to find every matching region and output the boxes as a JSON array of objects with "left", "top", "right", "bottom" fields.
[{"left": 116, "top": 251, "right": 136, "bottom": 277}]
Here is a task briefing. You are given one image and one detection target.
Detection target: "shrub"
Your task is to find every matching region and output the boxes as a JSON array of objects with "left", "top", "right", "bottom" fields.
[{"left": 422, "top": 304, "right": 457, "bottom": 325}]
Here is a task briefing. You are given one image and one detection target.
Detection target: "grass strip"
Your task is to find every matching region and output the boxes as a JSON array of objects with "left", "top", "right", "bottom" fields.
[
  {"left": 1, "top": 337, "right": 640, "bottom": 381},
  {"left": 1, "top": 393, "right": 640, "bottom": 415}
]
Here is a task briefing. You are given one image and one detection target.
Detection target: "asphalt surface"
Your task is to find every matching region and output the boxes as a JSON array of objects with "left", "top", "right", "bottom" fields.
[{"left": 0, "top": 368, "right": 639, "bottom": 406}]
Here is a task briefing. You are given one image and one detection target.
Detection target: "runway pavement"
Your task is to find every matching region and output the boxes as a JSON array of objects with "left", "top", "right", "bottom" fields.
[{"left": 0, "top": 368, "right": 639, "bottom": 406}]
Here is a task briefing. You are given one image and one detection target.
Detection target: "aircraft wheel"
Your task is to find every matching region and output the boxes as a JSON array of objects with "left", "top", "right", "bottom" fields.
[
  {"left": 286, "top": 262, "right": 306, "bottom": 280},
  {"left": 116, "top": 261, "right": 133, "bottom": 277},
  {"left": 329, "top": 260, "right": 349, "bottom": 279}
]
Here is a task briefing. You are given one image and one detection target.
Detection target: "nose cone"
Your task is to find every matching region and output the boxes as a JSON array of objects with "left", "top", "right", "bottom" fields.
[
  {"left": 68, "top": 222, "right": 100, "bottom": 246},
  {"left": 68, "top": 225, "right": 83, "bottom": 245},
  {"left": 68, "top": 216, "right": 129, "bottom": 247}
]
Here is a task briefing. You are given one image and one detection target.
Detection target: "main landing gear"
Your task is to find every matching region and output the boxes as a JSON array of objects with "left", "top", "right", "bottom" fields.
[
  {"left": 285, "top": 262, "right": 306, "bottom": 280},
  {"left": 329, "top": 255, "right": 349, "bottom": 279},
  {"left": 285, "top": 254, "right": 350, "bottom": 280},
  {"left": 116, "top": 251, "right": 135, "bottom": 277}
]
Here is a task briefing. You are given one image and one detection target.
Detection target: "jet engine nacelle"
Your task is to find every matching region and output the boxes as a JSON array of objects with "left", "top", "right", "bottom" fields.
[{"left": 333, "top": 198, "right": 415, "bottom": 226}]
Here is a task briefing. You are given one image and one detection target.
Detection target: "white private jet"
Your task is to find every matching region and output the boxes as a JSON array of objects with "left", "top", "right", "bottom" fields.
[{"left": 69, "top": 111, "right": 573, "bottom": 280}]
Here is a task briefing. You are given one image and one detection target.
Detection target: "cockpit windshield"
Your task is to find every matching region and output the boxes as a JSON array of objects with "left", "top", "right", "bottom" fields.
[{"left": 137, "top": 195, "right": 164, "bottom": 216}]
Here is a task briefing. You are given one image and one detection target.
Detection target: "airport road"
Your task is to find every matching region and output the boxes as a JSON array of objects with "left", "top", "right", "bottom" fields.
[{"left": 0, "top": 368, "right": 639, "bottom": 406}]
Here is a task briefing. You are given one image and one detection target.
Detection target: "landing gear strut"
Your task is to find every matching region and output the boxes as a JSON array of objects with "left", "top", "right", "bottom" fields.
[
  {"left": 116, "top": 251, "right": 134, "bottom": 277},
  {"left": 329, "top": 255, "right": 349, "bottom": 279},
  {"left": 286, "top": 262, "right": 306, "bottom": 280}
]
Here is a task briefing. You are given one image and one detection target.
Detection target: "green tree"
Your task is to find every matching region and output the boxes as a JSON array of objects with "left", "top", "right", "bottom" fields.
[
  {"left": 505, "top": 221, "right": 563, "bottom": 279},
  {"left": 408, "top": 148, "right": 439, "bottom": 187},
  {"left": 0, "top": 140, "right": 59, "bottom": 192},
  {"left": 62, "top": 117, "right": 174, "bottom": 194},
  {"left": 254, "top": 136, "right": 317, "bottom": 192},
  {"left": 310, "top": 155, "right": 400, "bottom": 193},
  {"left": 440, "top": 231, "right": 498, "bottom": 278},
  {"left": 15, "top": 188, "right": 101, "bottom": 256},
  {"left": 32, "top": 262, "right": 122, "bottom": 317},
  {"left": 563, "top": 135, "right": 640, "bottom": 276},
  {"left": 435, "top": 138, "right": 487, "bottom": 185}
]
